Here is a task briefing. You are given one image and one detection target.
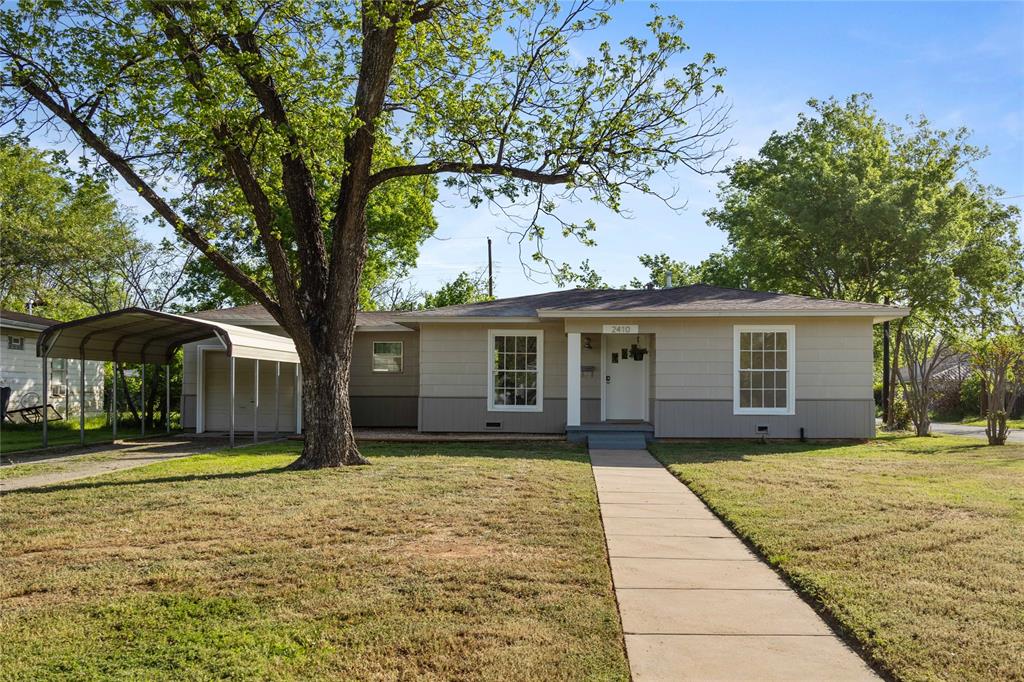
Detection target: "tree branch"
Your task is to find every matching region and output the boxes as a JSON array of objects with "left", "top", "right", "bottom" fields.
[
  {"left": 369, "top": 161, "right": 573, "bottom": 189},
  {"left": 13, "top": 74, "right": 282, "bottom": 320}
]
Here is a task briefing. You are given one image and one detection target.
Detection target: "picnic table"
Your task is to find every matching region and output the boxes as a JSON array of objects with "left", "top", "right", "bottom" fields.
[{"left": 4, "top": 403, "right": 63, "bottom": 424}]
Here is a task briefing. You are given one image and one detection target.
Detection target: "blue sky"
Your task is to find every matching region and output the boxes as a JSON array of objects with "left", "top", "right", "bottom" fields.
[{"left": 413, "top": 1, "right": 1024, "bottom": 297}]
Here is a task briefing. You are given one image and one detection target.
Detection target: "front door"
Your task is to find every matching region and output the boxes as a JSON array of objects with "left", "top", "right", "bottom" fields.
[{"left": 604, "top": 334, "right": 648, "bottom": 420}]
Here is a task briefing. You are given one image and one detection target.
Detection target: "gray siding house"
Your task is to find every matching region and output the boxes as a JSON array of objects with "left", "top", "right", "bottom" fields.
[{"left": 181, "top": 285, "right": 907, "bottom": 440}]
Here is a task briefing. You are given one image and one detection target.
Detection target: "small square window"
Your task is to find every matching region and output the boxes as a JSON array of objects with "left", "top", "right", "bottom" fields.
[
  {"left": 372, "top": 341, "right": 403, "bottom": 373},
  {"left": 7, "top": 336, "right": 24, "bottom": 351}
]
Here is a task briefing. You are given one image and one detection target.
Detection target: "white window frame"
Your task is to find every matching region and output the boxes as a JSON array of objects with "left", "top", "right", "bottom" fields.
[
  {"left": 487, "top": 329, "right": 544, "bottom": 413},
  {"left": 7, "top": 335, "right": 24, "bottom": 351},
  {"left": 733, "top": 324, "right": 796, "bottom": 416},
  {"left": 372, "top": 341, "right": 404, "bottom": 373}
]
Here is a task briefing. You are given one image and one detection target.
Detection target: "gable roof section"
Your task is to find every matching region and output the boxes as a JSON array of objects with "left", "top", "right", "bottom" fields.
[
  {"left": 0, "top": 309, "right": 63, "bottom": 332},
  {"left": 188, "top": 304, "right": 415, "bottom": 332},
  {"left": 404, "top": 285, "right": 907, "bottom": 322}
]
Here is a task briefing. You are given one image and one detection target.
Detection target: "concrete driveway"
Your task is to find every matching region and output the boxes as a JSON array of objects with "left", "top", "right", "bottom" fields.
[{"left": 930, "top": 422, "right": 1023, "bottom": 443}]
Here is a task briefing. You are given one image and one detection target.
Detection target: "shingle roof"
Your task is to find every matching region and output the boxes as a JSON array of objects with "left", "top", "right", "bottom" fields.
[
  {"left": 188, "top": 304, "right": 415, "bottom": 332},
  {"left": 189, "top": 285, "right": 907, "bottom": 328},
  {"left": 0, "top": 308, "right": 63, "bottom": 330},
  {"left": 407, "top": 284, "right": 907, "bottom": 319}
]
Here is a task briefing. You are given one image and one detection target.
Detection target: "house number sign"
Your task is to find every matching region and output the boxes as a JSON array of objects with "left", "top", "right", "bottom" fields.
[{"left": 602, "top": 324, "right": 638, "bottom": 334}]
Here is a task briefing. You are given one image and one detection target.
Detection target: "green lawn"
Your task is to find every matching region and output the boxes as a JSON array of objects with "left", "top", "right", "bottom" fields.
[
  {"left": 960, "top": 416, "right": 1024, "bottom": 429},
  {"left": 650, "top": 435, "right": 1024, "bottom": 682},
  {"left": 0, "top": 440, "right": 628, "bottom": 681},
  {"left": 1, "top": 417, "right": 151, "bottom": 456}
]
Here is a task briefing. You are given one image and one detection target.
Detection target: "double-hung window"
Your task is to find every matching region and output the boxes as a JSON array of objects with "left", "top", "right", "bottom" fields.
[
  {"left": 734, "top": 325, "right": 795, "bottom": 415},
  {"left": 372, "top": 341, "right": 403, "bottom": 373},
  {"left": 50, "top": 358, "right": 67, "bottom": 397},
  {"left": 488, "top": 330, "right": 543, "bottom": 411},
  {"left": 7, "top": 336, "right": 24, "bottom": 351}
]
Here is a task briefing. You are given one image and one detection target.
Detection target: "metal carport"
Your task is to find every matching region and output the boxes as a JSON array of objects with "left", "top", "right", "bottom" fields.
[{"left": 36, "top": 307, "right": 301, "bottom": 448}]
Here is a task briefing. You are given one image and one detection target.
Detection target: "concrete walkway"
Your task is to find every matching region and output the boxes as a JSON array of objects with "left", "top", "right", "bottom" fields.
[
  {"left": 590, "top": 448, "right": 879, "bottom": 682},
  {"left": 1, "top": 437, "right": 230, "bottom": 493},
  {"left": 930, "top": 421, "right": 1023, "bottom": 443}
]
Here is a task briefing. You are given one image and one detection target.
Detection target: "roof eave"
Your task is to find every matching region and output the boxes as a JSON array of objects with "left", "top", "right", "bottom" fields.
[
  {"left": 0, "top": 319, "right": 49, "bottom": 332},
  {"left": 398, "top": 315, "right": 541, "bottom": 324},
  {"left": 538, "top": 308, "right": 910, "bottom": 321}
]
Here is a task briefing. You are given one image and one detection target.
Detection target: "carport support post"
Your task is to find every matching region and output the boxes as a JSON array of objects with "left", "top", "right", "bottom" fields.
[
  {"left": 79, "top": 353, "right": 86, "bottom": 445},
  {"left": 112, "top": 362, "right": 118, "bottom": 440},
  {"left": 294, "top": 364, "right": 302, "bottom": 435},
  {"left": 41, "top": 350, "right": 48, "bottom": 448},
  {"left": 165, "top": 363, "right": 171, "bottom": 434},
  {"left": 253, "top": 359, "right": 259, "bottom": 444},
  {"left": 229, "top": 356, "right": 236, "bottom": 447},
  {"left": 274, "top": 361, "right": 280, "bottom": 436},
  {"left": 140, "top": 363, "right": 146, "bottom": 437}
]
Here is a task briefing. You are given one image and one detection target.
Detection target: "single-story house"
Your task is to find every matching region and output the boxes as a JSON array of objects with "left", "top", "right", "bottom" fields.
[
  {"left": 181, "top": 285, "right": 908, "bottom": 440},
  {"left": 1, "top": 309, "right": 104, "bottom": 420}
]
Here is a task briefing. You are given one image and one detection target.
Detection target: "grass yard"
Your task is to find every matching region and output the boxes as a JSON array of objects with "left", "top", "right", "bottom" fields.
[
  {"left": 961, "top": 416, "right": 1024, "bottom": 429},
  {"left": 0, "top": 417, "right": 147, "bottom": 456},
  {"left": 0, "top": 440, "right": 628, "bottom": 681},
  {"left": 650, "top": 434, "right": 1024, "bottom": 682}
]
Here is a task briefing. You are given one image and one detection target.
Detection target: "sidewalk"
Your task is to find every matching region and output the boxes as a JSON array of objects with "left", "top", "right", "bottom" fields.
[
  {"left": 590, "top": 448, "right": 879, "bottom": 682},
  {"left": 1, "top": 437, "right": 229, "bottom": 493}
]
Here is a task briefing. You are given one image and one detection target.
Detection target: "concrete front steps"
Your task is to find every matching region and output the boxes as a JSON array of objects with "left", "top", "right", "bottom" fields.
[{"left": 567, "top": 422, "right": 653, "bottom": 450}]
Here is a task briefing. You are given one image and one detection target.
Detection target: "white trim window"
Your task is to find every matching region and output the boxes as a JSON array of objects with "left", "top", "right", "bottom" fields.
[
  {"left": 733, "top": 325, "right": 795, "bottom": 415},
  {"left": 487, "top": 329, "right": 544, "bottom": 412},
  {"left": 7, "top": 335, "right": 24, "bottom": 351},
  {"left": 372, "top": 341, "right": 403, "bottom": 373}
]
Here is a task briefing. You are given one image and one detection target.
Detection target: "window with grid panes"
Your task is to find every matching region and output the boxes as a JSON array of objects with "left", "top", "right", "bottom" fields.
[
  {"left": 488, "top": 331, "right": 543, "bottom": 411},
  {"left": 734, "top": 326, "right": 794, "bottom": 414}
]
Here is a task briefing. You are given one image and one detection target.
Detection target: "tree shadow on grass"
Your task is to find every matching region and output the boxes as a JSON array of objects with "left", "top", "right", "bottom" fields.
[
  {"left": 5, "top": 442, "right": 590, "bottom": 496},
  {"left": 5, "top": 466, "right": 292, "bottom": 496}
]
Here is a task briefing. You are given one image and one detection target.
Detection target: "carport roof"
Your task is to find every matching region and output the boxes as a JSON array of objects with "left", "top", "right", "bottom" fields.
[{"left": 36, "top": 307, "right": 299, "bottom": 364}]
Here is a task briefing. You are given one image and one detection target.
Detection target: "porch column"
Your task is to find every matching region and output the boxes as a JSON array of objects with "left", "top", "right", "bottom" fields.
[{"left": 567, "top": 332, "right": 581, "bottom": 427}]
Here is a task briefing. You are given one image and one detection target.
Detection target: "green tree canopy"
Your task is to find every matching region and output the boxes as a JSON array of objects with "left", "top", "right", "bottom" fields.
[
  {"left": 422, "top": 270, "right": 492, "bottom": 309},
  {"left": 703, "top": 94, "right": 1022, "bottom": 317},
  {"left": 0, "top": 142, "right": 136, "bottom": 320}
]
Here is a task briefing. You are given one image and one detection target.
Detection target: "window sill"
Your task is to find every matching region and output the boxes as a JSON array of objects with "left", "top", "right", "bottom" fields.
[
  {"left": 733, "top": 407, "right": 795, "bottom": 416},
  {"left": 487, "top": 404, "right": 544, "bottom": 413}
]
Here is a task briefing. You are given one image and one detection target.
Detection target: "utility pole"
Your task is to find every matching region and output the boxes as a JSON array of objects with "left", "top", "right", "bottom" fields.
[{"left": 487, "top": 237, "right": 494, "bottom": 298}]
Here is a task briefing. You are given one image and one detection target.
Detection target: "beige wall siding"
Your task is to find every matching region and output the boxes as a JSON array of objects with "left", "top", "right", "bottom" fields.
[
  {"left": 201, "top": 351, "right": 299, "bottom": 432},
  {"left": 1, "top": 329, "right": 104, "bottom": 416},
  {"left": 182, "top": 326, "right": 419, "bottom": 430},
  {"left": 418, "top": 322, "right": 567, "bottom": 399},
  {"left": 651, "top": 316, "right": 874, "bottom": 402},
  {"left": 351, "top": 332, "right": 419, "bottom": 397}
]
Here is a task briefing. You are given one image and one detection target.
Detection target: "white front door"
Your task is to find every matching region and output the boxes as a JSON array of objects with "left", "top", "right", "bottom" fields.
[{"left": 604, "top": 334, "right": 648, "bottom": 420}]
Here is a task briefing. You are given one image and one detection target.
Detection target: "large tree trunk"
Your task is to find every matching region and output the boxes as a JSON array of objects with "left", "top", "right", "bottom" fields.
[{"left": 288, "top": 327, "right": 368, "bottom": 468}]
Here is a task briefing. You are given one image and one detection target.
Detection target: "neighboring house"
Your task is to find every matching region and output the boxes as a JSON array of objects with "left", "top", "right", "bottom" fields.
[
  {"left": 0, "top": 309, "right": 105, "bottom": 419},
  {"left": 182, "top": 285, "right": 907, "bottom": 440}
]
